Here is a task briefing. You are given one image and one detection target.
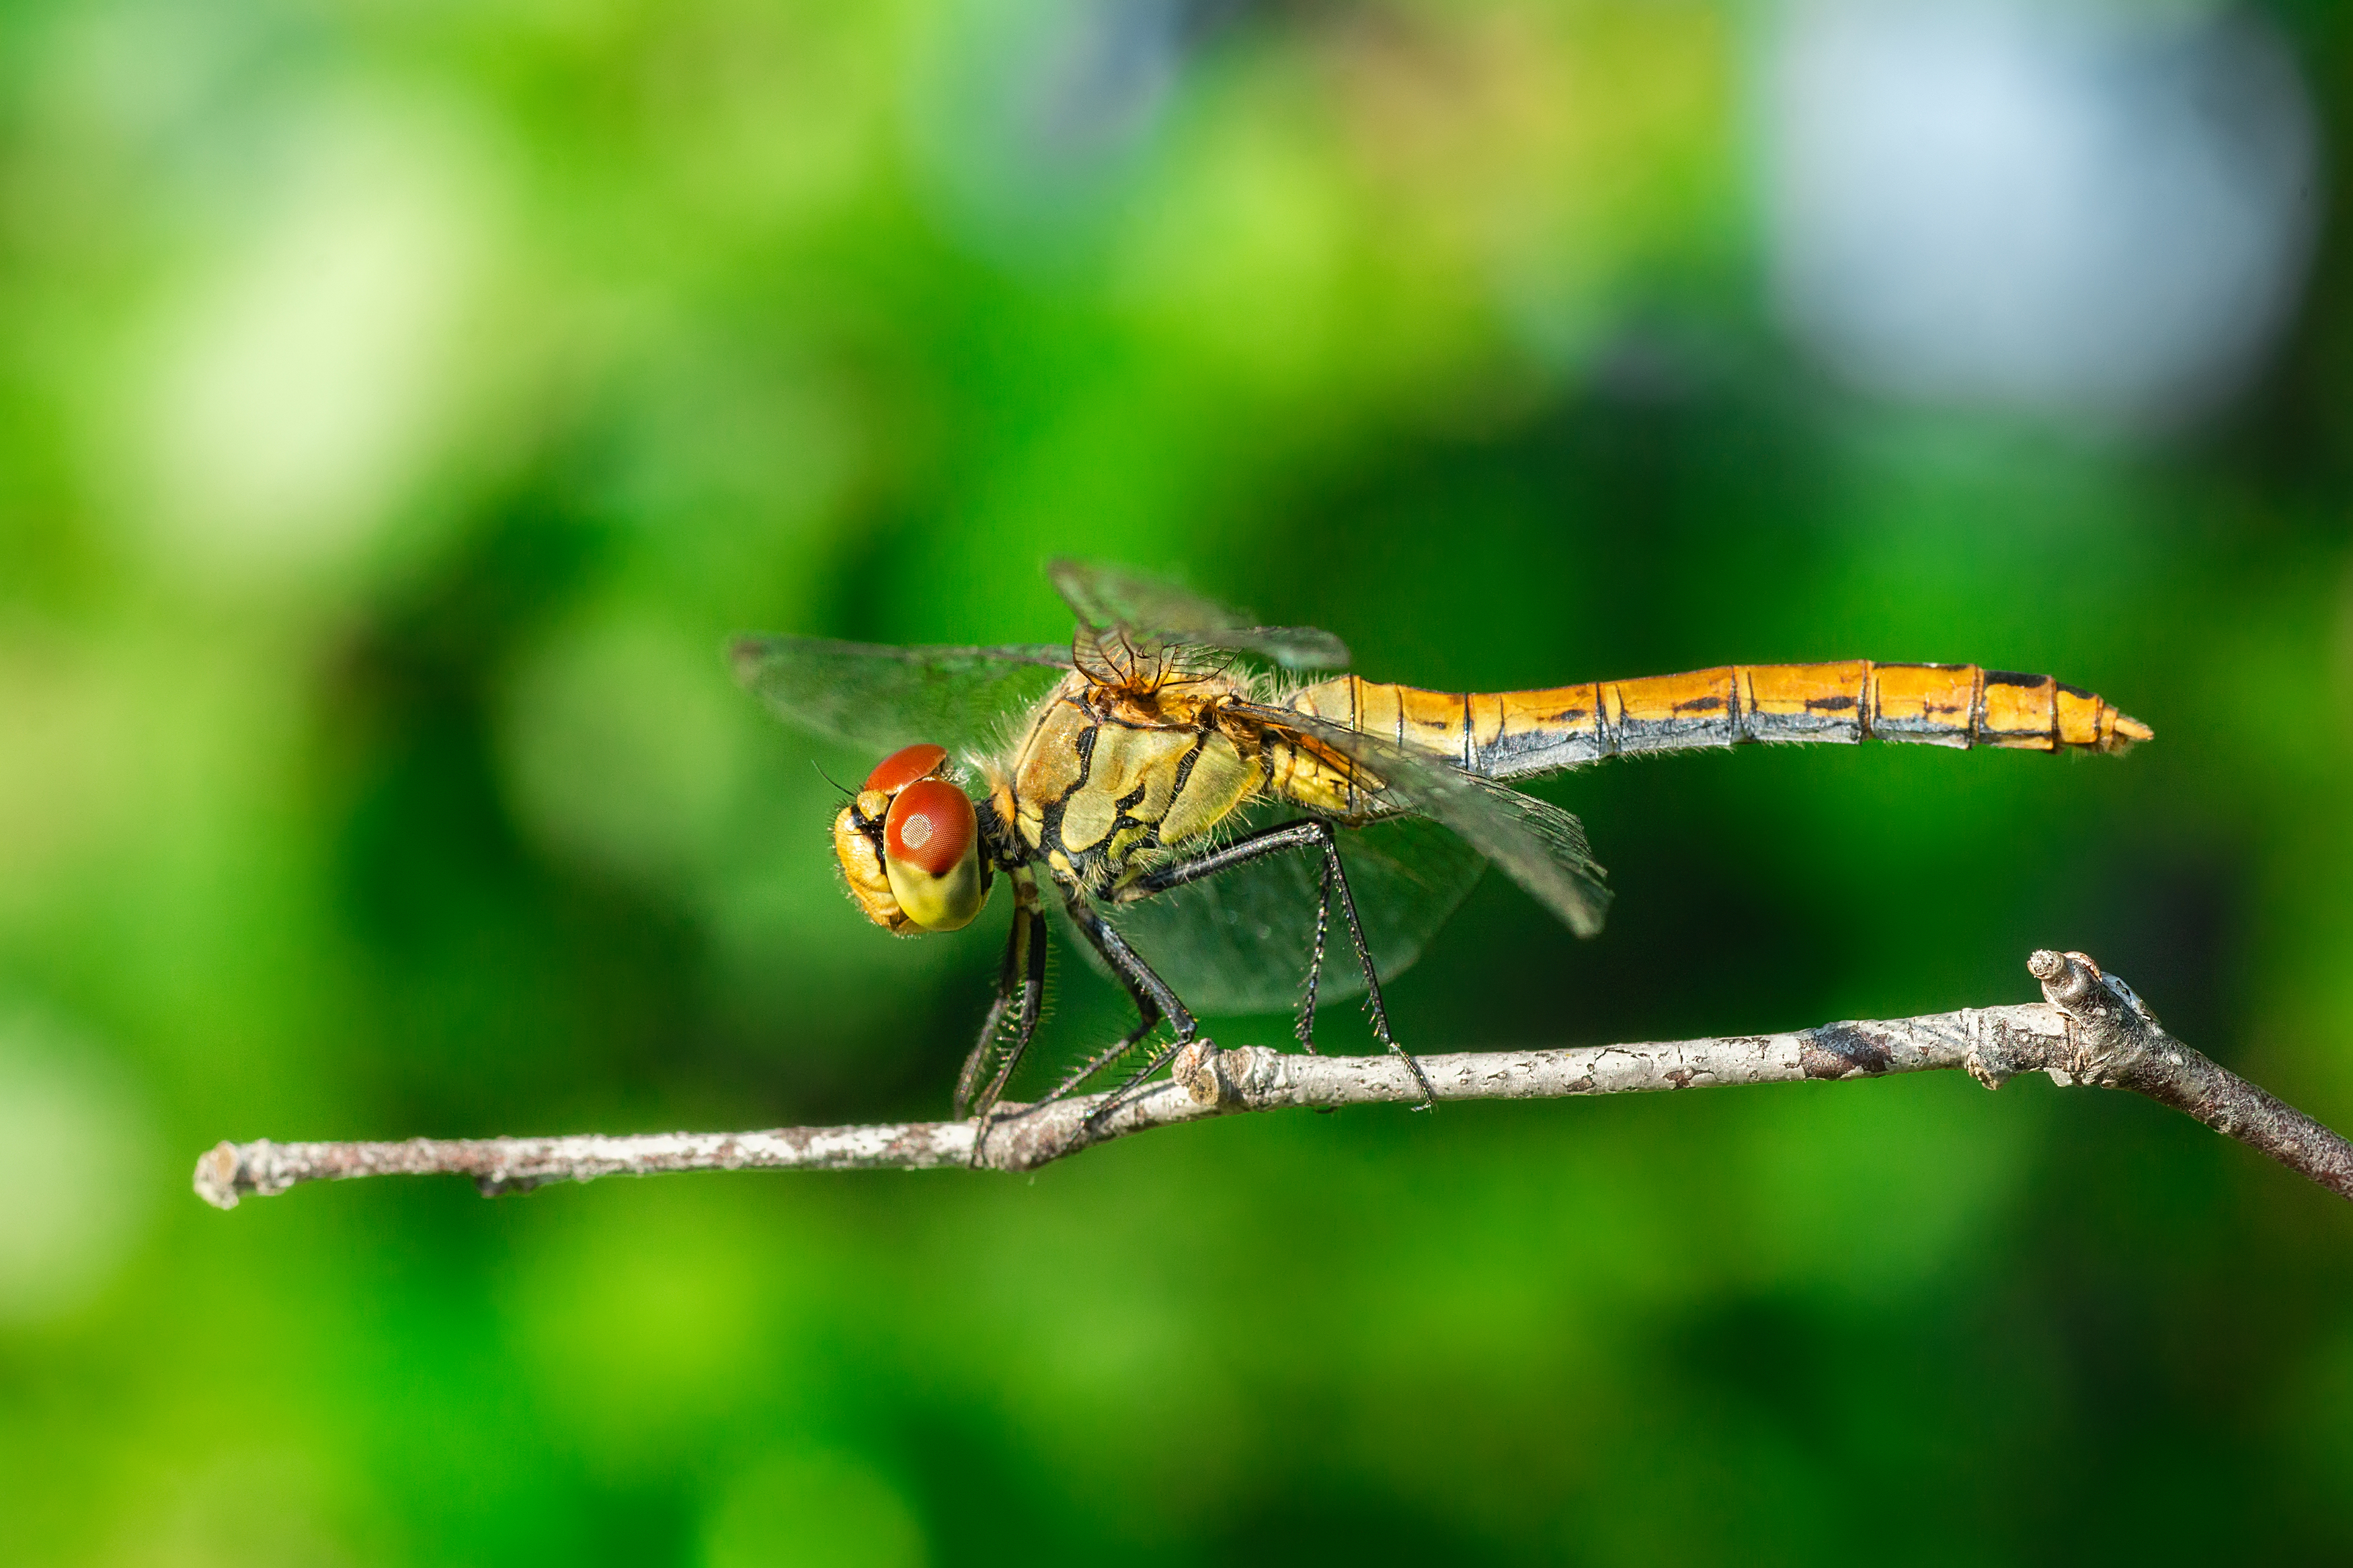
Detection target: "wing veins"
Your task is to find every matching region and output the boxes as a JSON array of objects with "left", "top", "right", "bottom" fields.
[
  {"left": 1047, "top": 559, "right": 1349, "bottom": 671},
  {"left": 1228, "top": 700, "right": 1612, "bottom": 937},
  {"left": 731, "top": 636, "right": 1070, "bottom": 757}
]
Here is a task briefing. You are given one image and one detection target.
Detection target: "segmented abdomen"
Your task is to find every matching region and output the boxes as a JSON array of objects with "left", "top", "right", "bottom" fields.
[{"left": 1285, "top": 661, "right": 2152, "bottom": 780}]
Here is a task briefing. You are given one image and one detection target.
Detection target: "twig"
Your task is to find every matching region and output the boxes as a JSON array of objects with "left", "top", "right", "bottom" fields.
[{"left": 191, "top": 952, "right": 2353, "bottom": 1208}]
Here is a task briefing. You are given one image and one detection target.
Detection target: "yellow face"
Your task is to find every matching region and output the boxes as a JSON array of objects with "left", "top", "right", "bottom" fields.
[{"left": 833, "top": 743, "right": 990, "bottom": 934}]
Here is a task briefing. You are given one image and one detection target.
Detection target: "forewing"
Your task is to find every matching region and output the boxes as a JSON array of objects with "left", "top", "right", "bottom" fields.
[
  {"left": 1084, "top": 809, "right": 1486, "bottom": 1016},
  {"left": 730, "top": 636, "right": 1068, "bottom": 757},
  {"left": 1047, "top": 559, "right": 1349, "bottom": 671},
  {"left": 1230, "top": 701, "right": 1613, "bottom": 938}
]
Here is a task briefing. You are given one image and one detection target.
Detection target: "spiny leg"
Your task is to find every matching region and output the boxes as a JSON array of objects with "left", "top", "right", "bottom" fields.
[
  {"left": 999, "top": 918, "right": 1170, "bottom": 1115},
  {"left": 972, "top": 903, "right": 1047, "bottom": 1121},
  {"left": 955, "top": 870, "right": 1037, "bottom": 1116},
  {"left": 1295, "top": 848, "right": 1335, "bottom": 1055},
  {"left": 1010, "top": 819, "right": 1438, "bottom": 1141},
  {"left": 953, "top": 917, "right": 1025, "bottom": 1118},
  {"left": 1054, "top": 891, "right": 1201, "bottom": 1140},
  {"left": 1133, "top": 816, "right": 1435, "bottom": 1108},
  {"left": 960, "top": 870, "right": 1046, "bottom": 1160},
  {"left": 1035, "top": 997, "right": 1163, "bottom": 1106},
  {"left": 1127, "top": 817, "right": 1337, "bottom": 1054},
  {"left": 1131, "top": 819, "right": 1330, "bottom": 894},
  {"left": 1099, "top": 819, "right": 1345, "bottom": 1120},
  {"left": 1314, "top": 826, "right": 1437, "bottom": 1108},
  {"left": 1130, "top": 816, "right": 1332, "bottom": 1023}
]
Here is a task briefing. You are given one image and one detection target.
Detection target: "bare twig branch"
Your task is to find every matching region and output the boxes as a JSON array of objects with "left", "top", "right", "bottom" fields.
[{"left": 192, "top": 952, "right": 2353, "bottom": 1209}]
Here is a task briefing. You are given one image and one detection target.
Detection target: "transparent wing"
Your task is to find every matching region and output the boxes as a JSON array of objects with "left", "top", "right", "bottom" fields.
[
  {"left": 1047, "top": 558, "right": 1350, "bottom": 671},
  {"left": 1228, "top": 700, "right": 1613, "bottom": 938},
  {"left": 1080, "top": 809, "right": 1487, "bottom": 1016},
  {"left": 730, "top": 636, "right": 1068, "bottom": 757}
]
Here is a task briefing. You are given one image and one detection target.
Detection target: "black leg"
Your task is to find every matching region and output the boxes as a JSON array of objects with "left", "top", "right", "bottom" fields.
[
  {"left": 1128, "top": 819, "right": 1328, "bottom": 895},
  {"left": 1093, "top": 817, "right": 1435, "bottom": 1124},
  {"left": 1064, "top": 889, "right": 1195, "bottom": 1047},
  {"left": 957, "top": 867, "right": 1045, "bottom": 1129},
  {"left": 973, "top": 899, "right": 1047, "bottom": 1124},
  {"left": 990, "top": 878, "right": 1185, "bottom": 1137},
  {"left": 953, "top": 919, "right": 1021, "bottom": 1120},
  {"left": 1317, "top": 827, "right": 1437, "bottom": 1107},
  {"left": 1132, "top": 817, "right": 1433, "bottom": 1108},
  {"left": 1130, "top": 817, "right": 1335, "bottom": 1051},
  {"left": 1037, "top": 1001, "right": 1162, "bottom": 1106},
  {"left": 1055, "top": 888, "right": 1203, "bottom": 1137},
  {"left": 1297, "top": 849, "right": 1335, "bottom": 1055}
]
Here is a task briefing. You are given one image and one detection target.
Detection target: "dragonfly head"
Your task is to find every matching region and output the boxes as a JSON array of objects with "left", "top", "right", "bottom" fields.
[{"left": 834, "top": 742, "right": 990, "bottom": 934}]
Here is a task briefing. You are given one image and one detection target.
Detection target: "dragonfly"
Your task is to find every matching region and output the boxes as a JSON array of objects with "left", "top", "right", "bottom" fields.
[{"left": 735, "top": 561, "right": 2150, "bottom": 1139}]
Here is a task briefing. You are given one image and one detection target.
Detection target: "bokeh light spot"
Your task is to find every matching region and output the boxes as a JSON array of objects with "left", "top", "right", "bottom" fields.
[
  {"left": 131, "top": 100, "right": 500, "bottom": 582},
  {"left": 1764, "top": 0, "right": 2318, "bottom": 427}
]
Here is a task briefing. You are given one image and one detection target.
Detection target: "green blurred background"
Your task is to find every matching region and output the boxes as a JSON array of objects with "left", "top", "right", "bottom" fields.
[{"left": 6, "top": 0, "right": 2353, "bottom": 1560}]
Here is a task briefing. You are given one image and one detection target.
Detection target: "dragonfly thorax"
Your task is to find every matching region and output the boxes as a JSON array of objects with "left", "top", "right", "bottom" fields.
[{"left": 1006, "top": 671, "right": 1265, "bottom": 897}]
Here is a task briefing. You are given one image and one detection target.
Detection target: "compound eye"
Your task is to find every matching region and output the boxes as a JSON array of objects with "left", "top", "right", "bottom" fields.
[
  {"left": 883, "top": 779, "right": 986, "bottom": 931},
  {"left": 885, "top": 779, "right": 973, "bottom": 875},
  {"left": 867, "top": 743, "right": 950, "bottom": 794}
]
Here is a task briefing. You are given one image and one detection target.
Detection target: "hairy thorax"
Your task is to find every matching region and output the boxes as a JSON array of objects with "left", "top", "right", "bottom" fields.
[{"left": 1000, "top": 672, "right": 1263, "bottom": 896}]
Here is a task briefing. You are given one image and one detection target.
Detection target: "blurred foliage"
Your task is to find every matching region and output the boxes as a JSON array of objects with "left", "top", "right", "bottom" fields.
[{"left": 3, "top": 0, "right": 2352, "bottom": 1562}]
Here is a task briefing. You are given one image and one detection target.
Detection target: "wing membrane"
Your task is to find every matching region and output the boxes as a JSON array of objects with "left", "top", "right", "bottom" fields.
[
  {"left": 731, "top": 636, "right": 1068, "bottom": 758},
  {"left": 1229, "top": 700, "right": 1613, "bottom": 937},
  {"left": 1047, "top": 558, "right": 1349, "bottom": 671},
  {"left": 1086, "top": 811, "right": 1486, "bottom": 1016}
]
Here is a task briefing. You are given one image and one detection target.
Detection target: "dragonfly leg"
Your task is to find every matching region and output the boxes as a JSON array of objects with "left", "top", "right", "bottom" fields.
[
  {"left": 1128, "top": 815, "right": 1338, "bottom": 1052},
  {"left": 994, "top": 901, "right": 1172, "bottom": 1119},
  {"left": 1296, "top": 849, "right": 1335, "bottom": 1055},
  {"left": 959, "top": 868, "right": 1046, "bottom": 1161},
  {"left": 1035, "top": 1000, "right": 1163, "bottom": 1106},
  {"left": 1129, "top": 817, "right": 1432, "bottom": 1100},
  {"left": 953, "top": 932, "right": 1018, "bottom": 1119},
  {"left": 1051, "top": 888, "right": 1206, "bottom": 1139},
  {"left": 1312, "top": 824, "right": 1438, "bottom": 1110}
]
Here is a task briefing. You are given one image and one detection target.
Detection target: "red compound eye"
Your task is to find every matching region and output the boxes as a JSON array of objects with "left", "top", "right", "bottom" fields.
[
  {"left": 885, "top": 779, "right": 974, "bottom": 876},
  {"left": 866, "top": 742, "right": 949, "bottom": 794}
]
